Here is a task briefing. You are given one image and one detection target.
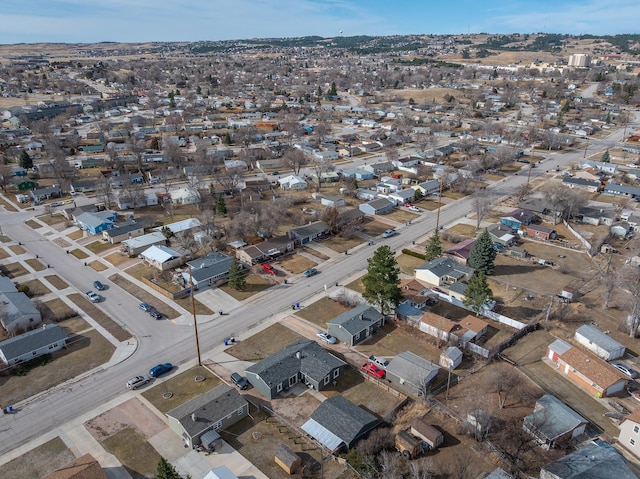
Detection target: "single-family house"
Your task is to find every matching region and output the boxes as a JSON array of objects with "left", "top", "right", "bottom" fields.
[
  {"left": 440, "top": 346, "right": 463, "bottom": 370},
  {"left": 327, "top": 304, "right": 385, "bottom": 346},
  {"left": 611, "top": 221, "right": 633, "bottom": 238},
  {"left": 121, "top": 231, "right": 167, "bottom": 256},
  {"left": 101, "top": 220, "right": 146, "bottom": 244},
  {"left": 364, "top": 161, "right": 395, "bottom": 176},
  {"left": 359, "top": 198, "right": 395, "bottom": 215},
  {"left": 447, "top": 281, "right": 469, "bottom": 303},
  {"left": 13, "top": 179, "right": 36, "bottom": 191},
  {"left": 140, "top": 245, "right": 184, "bottom": 271},
  {"left": 389, "top": 188, "right": 417, "bottom": 205},
  {"left": 385, "top": 351, "right": 440, "bottom": 396},
  {"left": 399, "top": 279, "right": 432, "bottom": 309},
  {"left": 525, "top": 223, "right": 557, "bottom": 240},
  {"left": 579, "top": 206, "right": 616, "bottom": 226},
  {"left": 170, "top": 186, "right": 200, "bottom": 205},
  {"left": 30, "top": 186, "right": 61, "bottom": 203},
  {"left": 574, "top": 324, "right": 625, "bottom": 360},
  {"left": 523, "top": 394, "right": 588, "bottom": 450},
  {"left": 603, "top": 182, "right": 640, "bottom": 199},
  {"left": 618, "top": 409, "right": 640, "bottom": 459},
  {"left": 419, "top": 312, "right": 488, "bottom": 344},
  {"left": 410, "top": 417, "right": 444, "bottom": 449},
  {"left": 115, "top": 191, "right": 158, "bottom": 210},
  {"left": 500, "top": 209, "right": 538, "bottom": 230},
  {"left": 183, "top": 252, "right": 235, "bottom": 288},
  {"left": 518, "top": 197, "right": 553, "bottom": 216},
  {"left": 356, "top": 188, "right": 379, "bottom": 201},
  {"left": 395, "top": 301, "right": 424, "bottom": 324},
  {"left": 0, "top": 291, "right": 42, "bottom": 334},
  {"left": 320, "top": 195, "right": 345, "bottom": 208},
  {"left": 75, "top": 210, "right": 117, "bottom": 235},
  {"left": 486, "top": 224, "right": 516, "bottom": 247},
  {"left": 70, "top": 180, "right": 99, "bottom": 194},
  {"left": 0, "top": 324, "right": 67, "bottom": 366},
  {"left": 301, "top": 395, "right": 380, "bottom": 452},
  {"left": 540, "top": 442, "right": 637, "bottom": 479},
  {"left": 155, "top": 218, "right": 202, "bottom": 235},
  {"left": 203, "top": 466, "right": 239, "bottom": 479},
  {"left": 562, "top": 176, "right": 600, "bottom": 192},
  {"left": 444, "top": 238, "right": 476, "bottom": 265},
  {"left": 0, "top": 276, "right": 17, "bottom": 293},
  {"left": 235, "top": 236, "right": 294, "bottom": 264},
  {"left": 166, "top": 384, "right": 249, "bottom": 450},
  {"left": 412, "top": 179, "right": 440, "bottom": 197},
  {"left": 287, "top": 221, "right": 329, "bottom": 244},
  {"left": 278, "top": 175, "right": 308, "bottom": 190},
  {"left": 546, "top": 339, "right": 628, "bottom": 397},
  {"left": 341, "top": 168, "right": 374, "bottom": 181},
  {"left": 415, "top": 257, "right": 474, "bottom": 287},
  {"left": 376, "top": 178, "right": 402, "bottom": 194},
  {"left": 245, "top": 339, "right": 346, "bottom": 399}
]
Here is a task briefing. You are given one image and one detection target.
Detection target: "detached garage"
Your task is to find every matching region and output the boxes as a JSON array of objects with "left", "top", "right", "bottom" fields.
[{"left": 574, "top": 325, "right": 625, "bottom": 361}]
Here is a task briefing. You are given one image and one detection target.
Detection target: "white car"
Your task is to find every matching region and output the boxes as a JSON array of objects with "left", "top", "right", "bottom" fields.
[
  {"left": 408, "top": 206, "right": 421, "bottom": 213},
  {"left": 85, "top": 291, "right": 100, "bottom": 303},
  {"left": 126, "top": 375, "right": 150, "bottom": 390},
  {"left": 382, "top": 229, "right": 396, "bottom": 238},
  {"left": 316, "top": 331, "right": 337, "bottom": 344}
]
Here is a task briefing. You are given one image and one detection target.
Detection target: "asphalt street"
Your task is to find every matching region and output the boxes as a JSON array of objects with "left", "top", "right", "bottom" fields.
[{"left": 0, "top": 119, "right": 636, "bottom": 457}]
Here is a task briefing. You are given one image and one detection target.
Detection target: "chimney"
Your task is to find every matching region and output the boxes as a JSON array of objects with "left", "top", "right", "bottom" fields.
[
  {"left": 296, "top": 351, "right": 301, "bottom": 359},
  {"left": 191, "top": 413, "right": 197, "bottom": 422},
  {"left": 360, "top": 314, "right": 364, "bottom": 320}
]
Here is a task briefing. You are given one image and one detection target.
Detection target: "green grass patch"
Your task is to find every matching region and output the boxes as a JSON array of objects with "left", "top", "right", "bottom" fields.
[
  {"left": 0, "top": 261, "right": 28, "bottom": 278},
  {"left": 69, "top": 248, "right": 89, "bottom": 260},
  {"left": 25, "top": 258, "right": 46, "bottom": 271},
  {"left": 101, "top": 427, "right": 161, "bottom": 479},
  {"left": 226, "top": 323, "right": 303, "bottom": 361},
  {"left": 85, "top": 240, "right": 116, "bottom": 254},
  {"left": 0, "top": 437, "right": 75, "bottom": 479},
  {"left": 296, "top": 297, "right": 352, "bottom": 327},
  {"left": 219, "top": 274, "right": 274, "bottom": 301},
  {"left": 67, "top": 293, "right": 132, "bottom": 342},
  {"left": 45, "top": 275, "right": 68, "bottom": 290},
  {"left": 25, "top": 219, "right": 41, "bottom": 229},
  {"left": 142, "top": 366, "right": 220, "bottom": 414}
]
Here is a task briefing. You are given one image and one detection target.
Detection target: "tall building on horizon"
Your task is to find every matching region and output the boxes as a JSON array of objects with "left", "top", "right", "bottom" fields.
[{"left": 568, "top": 53, "right": 591, "bottom": 68}]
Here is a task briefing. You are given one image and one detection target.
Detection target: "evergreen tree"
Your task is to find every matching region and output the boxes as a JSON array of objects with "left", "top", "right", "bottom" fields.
[
  {"left": 469, "top": 229, "right": 497, "bottom": 275},
  {"left": 161, "top": 226, "right": 174, "bottom": 240},
  {"left": 424, "top": 230, "right": 442, "bottom": 262},
  {"left": 157, "top": 457, "right": 184, "bottom": 479},
  {"left": 227, "top": 258, "right": 245, "bottom": 290},
  {"left": 414, "top": 189, "right": 423, "bottom": 201},
  {"left": 601, "top": 150, "right": 611, "bottom": 163},
  {"left": 463, "top": 272, "right": 494, "bottom": 314},
  {"left": 224, "top": 132, "right": 232, "bottom": 145},
  {"left": 362, "top": 245, "right": 403, "bottom": 315},
  {"left": 329, "top": 81, "right": 338, "bottom": 97},
  {"left": 18, "top": 150, "right": 33, "bottom": 170},
  {"left": 216, "top": 196, "right": 227, "bottom": 215}
]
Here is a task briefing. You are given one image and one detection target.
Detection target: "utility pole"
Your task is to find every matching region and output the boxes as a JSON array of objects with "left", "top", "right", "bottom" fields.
[
  {"left": 435, "top": 179, "right": 443, "bottom": 231},
  {"left": 189, "top": 266, "right": 202, "bottom": 366},
  {"left": 583, "top": 135, "right": 590, "bottom": 159}
]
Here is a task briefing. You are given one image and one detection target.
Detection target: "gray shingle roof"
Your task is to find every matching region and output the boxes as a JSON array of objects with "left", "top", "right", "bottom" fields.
[
  {"left": 0, "top": 324, "right": 67, "bottom": 361},
  {"left": 524, "top": 394, "right": 587, "bottom": 442},
  {"left": 288, "top": 221, "right": 329, "bottom": 239},
  {"left": 0, "top": 291, "right": 39, "bottom": 328},
  {"left": 166, "top": 384, "right": 247, "bottom": 438},
  {"left": 187, "top": 252, "right": 234, "bottom": 282},
  {"left": 575, "top": 325, "right": 624, "bottom": 354},
  {"left": 327, "top": 304, "right": 383, "bottom": 335},
  {"left": 416, "top": 256, "right": 474, "bottom": 279},
  {"left": 246, "top": 339, "right": 345, "bottom": 387},
  {"left": 387, "top": 351, "right": 439, "bottom": 380},
  {"left": 542, "top": 442, "right": 636, "bottom": 479}
]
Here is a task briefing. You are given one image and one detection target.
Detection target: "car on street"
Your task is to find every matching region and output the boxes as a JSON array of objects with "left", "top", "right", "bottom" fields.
[
  {"left": 93, "top": 280, "right": 105, "bottom": 291},
  {"left": 50, "top": 201, "right": 62, "bottom": 207},
  {"left": 303, "top": 268, "right": 318, "bottom": 277},
  {"left": 612, "top": 363, "right": 638, "bottom": 379},
  {"left": 408, "top": 206, "right": 421, "bottom": 212},
  {"left": 149, "top": 363, "right": 173, "bottom": 378},
  {"left": 85, "top": 291, "right": 100, "bottom": 303},
  {"left": 231, "top": 372, "right": 249, "bottom": 390},
  {"left": 361, "top": 362, "right": 385, "bottom": 379},
  {"left": 148, "top": 309, "right": 163, "bottom": 320},
  {"left": 316, "top": 331, "right": 337, "bottom": 344},
  {"left": 382, "top": 229, "right": 396, "bottom": 238},
  {"left": 139, "top": 303, "right": 152, "bottom": 312},
  {"left": 126, "top": 375, "right": 150, "bottom": 390}
]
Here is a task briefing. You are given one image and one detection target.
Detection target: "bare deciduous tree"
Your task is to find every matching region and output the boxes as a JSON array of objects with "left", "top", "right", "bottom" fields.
[
  {"left": 488, "top": 363, "right": 520, "bottom": 409},
  {"left": 281, "top": 148, "right": 307, "bottom": 175},
  {"left": 472, "top": 188, "right": 492, "bottom": 230}
]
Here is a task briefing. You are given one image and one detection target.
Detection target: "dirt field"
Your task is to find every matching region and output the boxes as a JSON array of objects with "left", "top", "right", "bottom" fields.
[
  {"left": 0, "top": 437, "right": 75, "bottom": 479},
  {"left": 85, "top": 397, "right": 167, "bottom": 441}
]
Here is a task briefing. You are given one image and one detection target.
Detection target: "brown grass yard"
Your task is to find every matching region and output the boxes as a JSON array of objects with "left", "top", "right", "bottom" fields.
[
  {"left": 296, "top": 297, "right": 352, "bottom": 327},
  {"left": 385, "top": 209, "right": 419, "bottom": 223},
  {"left": 445, "top": 223, "right": 476, "bottom": 238},
  {"left": 58, "top": 316, "right": 91, "bottom": 335},
  {"left": 345, "top": 277, "right": 365, "bottom": 294},
  {"left": 396, "top": 253, "right": 425, "bottom": 275},
  {"left": 89, "top": 260, "right": 108, "bottom": 271},
  {"left": 0, "top": 197, "right": 17, "bottom": 212},
  {"left": 279, "top": 253, "right": 317, "bottom": 274},
  {"left": 0, "top": 248, "right": 8, "bottom": 260},
  {"left": 41, "top": 297, "right": 77, "bottom": 321},
  {"left": 8, "top": 244, "right": 26, "bottom": 255},
  {"left": 36, "top": 214, "right": 66, "bottom": 226},
  {"left": 85, "top": 240, "right": 117, "bottom": 254},
  {"left": 69, "top": 248, "right": 89, "bottom": 260},
  {"left": 25, "top": 258, "right": 46, "bottom": 271},
  {"left": 174, "top": 294, "right": 214, "bottom": 315},
  {"left": 0, "top": 437, "right": 75, "bottom": 479},
  {"left": 320, "top": 236, "right": 363, "bottom": 253},
  {"left": 104, "top": 251, "right": 135, "bottom": 267},
  {"left": 19, "top": 279, "right": 50, "bottom": 297},
  {"left": 225, "top": 323, "right": 303, "bottom": 361},
  {"left": 67, "top": 293, "right": 132, "bottom": 342},
  {"left": 66, "top": 230, "right": 83, "bottom": 240},
  {"left": 141, "top": 366, "right": 220, "bottom": 414},
  {"left": 0, "top": 329, "right": 114, "bottom": 405},
  {"left": 25, "top": 219, "right": 41, "bottom": 229},
  {"left": 219, "top": 274, "right": 274, "bottom": 301},
  {"left": 0, "top": 261, "right": 28, "bottom": 278},
  {"left": 101, "top": 427, "right": 160, "bottom": 479},
  {"left": 360, "top": 219, "right": 391, "bottom": 237},
  {"left": 44, "top": 274, "right": 68, "bottom": 289},
  {"left": 297, "top": 245, "right": 330, "bottom": 261},
  {"left": 108, "top": 274, "right": 180, "bottom": 319}
]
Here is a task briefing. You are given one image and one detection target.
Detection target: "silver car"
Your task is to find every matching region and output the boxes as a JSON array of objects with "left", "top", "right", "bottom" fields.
[{"left": 126, "top": 375, "right": 150, "bottom": 390}]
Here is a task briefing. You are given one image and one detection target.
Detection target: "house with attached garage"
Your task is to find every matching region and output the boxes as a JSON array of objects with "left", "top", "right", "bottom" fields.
[
  {"left": 385, "top": 351, "right": 439, "bottom": 396},
  {"left": 388, "top": 188, "right": 417, "bottom": 205},
  {"left": 525, "top": 223, "right": 557, "bottom": 240},
  {"left": 287, "top": 221, "right": 329, "bottom": 245},
  {"left": 399, "top": 279, "right": 433, "bottom": 309},
  {"left": 140, "top": 245, "right": 184, "bottom": 271},
  {"left": 30, "top": 186, "right": 61, "bottom": 203},
  {"left": 235, "top": 236, "right": 294, "bottom": 264},
  {"left": 154, "top": 217, "right": 202, "bottom": 236},
  {"left": 0, "top": 291, "right": 43, "bottom": 335},
  {"left": 0, "top": 324, "right": 67, "bottom": 366},
  {"left": 574, "top": 324, "right": 625, "bottom": 360},
  {"left": 101, "top": 219, "right": 146, "bottom": 244},
  {"left": 327, "top": 304, "right": 385, "bottom": 346},
  {"left": 359, "top": 197, "right": 395, "bottom": 215},
  {"left": 301, "top": 395, "right": 380, "bottom": 452},
  {"left": 562, "top": 176, "right": 601, "bottom": 192},
  {"left": 245, "top": 339, "right": 346, "bottom": 399},
  {"left": 500, "top": 208, "right": 539, "bottom": 230},
  {"left": 412, "top": 179, "right": 440, "bottom": 197},
  {"left": 414, "top": 257, "right": 474, "bottom": 287},
  {"left": 75, "top": 210, "right": 117, "bottom": 235},
  {"left": 523, "top": 394, "right": 588, "bottom": 450},
  {"left": 610, "top": 221, "right": 633, "bottom": 238},
  {"left": 579, "top": 206, "right": 616, "bottom": 226},
  {"left": 121, "top": 231, "right": 167, "bottom": 256},
  {"left": 182, "top": 252, "right": 235, "bottom": 288},
  {"left": 546, "top": 339, "right": 628, "bottom": 398},
  {"left": 486, "top": 223, "right": 516, "bottom": 247},
  {"left": 278, "top": 175, "right": 308, "bottom": 190},
  {"left": 166, "top": 384, "right": 249, "bottom": 450},
  {"left": 444, "top": 238, "right": 476, "bottom": 265},
  {"left": 603, "top": 182, "right": 640, "bottom": 200}
]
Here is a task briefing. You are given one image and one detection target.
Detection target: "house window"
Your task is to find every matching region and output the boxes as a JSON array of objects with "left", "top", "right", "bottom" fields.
[
  {"left": 277, "top": 383, "right": 283, "bottom": 393},
  {"left": 631, "top": 438, "right": 636, "bottom": 446},
  {"left": 32, "top": 351, "right": 37, "bottom": 356},
  {"left": 289, "top": 376, "right": 297, "bottom": 387},
  {"left": 634, "top": 425, "right": 639, "bottom": 434},
  {"left": 333, "top": 369, "right": 340, "bottom": 379},
  {"left": 49, "top": 343, "right": 57, "bottom": 349},
  {"left": 214, "top": 421, "right": 222, "bottom": 430},
  {"left": 324, "top": 376, "right": 330, "bottom": 385},
  {"left": 237, "top": 407, "right": 244, "bottom": 416}
]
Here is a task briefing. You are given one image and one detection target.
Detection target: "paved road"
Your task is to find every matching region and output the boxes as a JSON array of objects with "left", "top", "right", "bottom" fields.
[{"left": 0, "top": 117, "right": 635, "bottom": 457}]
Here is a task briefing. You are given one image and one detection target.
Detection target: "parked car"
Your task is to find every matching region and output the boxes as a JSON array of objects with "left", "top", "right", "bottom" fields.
[
  {"left": 368, "top": 355, "right": 389, "bottom": 369},
  {"left": 361, "top": 362, "right": 385, "bottom": 379},
  {"left": 126, "top": 375, "right": 150, "bottom": 390},
  {"left": 149, "top": 363, "right": 173, "bottom": 378},
  {"left": 139, "top": 303, "right": 152, "bottom": 312},
  {"left": 612, "top": 363, "right": 638, "bottom": 379},
  {"left": 316, "top": 331, "right": 337, "bottom": 344},
  {"left": 408, "top": 206, "right": 421, "bottom": 213},
  {"left": 493, "top": 243, "right": 504, "bottom": 253},
  {"left": 93, "top": 280, "right": 105, "bottom": 291},
  {"left": 303, "top": 268, "right": 318, "bottom": 278},
  {"left": 85, "top": 291, "right": 100, "bottom": 303},
  {"left": 382, "top": 229, "right": 396, "bottom": 238},
  {"left": 230, "top": 372, "right": 248, "bottom": 390},
  {"left": 148, "top": 309, "right": 163, "bottom": 320},
  {"left": 430, "top": 287, "right": 445, "bottom": 294}
]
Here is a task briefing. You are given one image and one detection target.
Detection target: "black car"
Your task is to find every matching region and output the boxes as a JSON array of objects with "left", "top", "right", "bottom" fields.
[
  {"left": 149, "top": 309, "right": 163, "bottom": 320},
  {"left": 230, "top": 372, "right": 248, "bottom": 390},
  {"left": 93, "top": 280, "right": 105, "bottom": 291}
]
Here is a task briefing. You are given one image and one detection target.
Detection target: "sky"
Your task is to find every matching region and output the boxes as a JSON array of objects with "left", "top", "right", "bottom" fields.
[{"left": 3, "top": 0, "right": 640, "bottom": 45}]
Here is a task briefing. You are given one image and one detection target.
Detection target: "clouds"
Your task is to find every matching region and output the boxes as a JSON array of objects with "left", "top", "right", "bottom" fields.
[{"left": 1, "top": 0, "right": 637, "bottom": 44}]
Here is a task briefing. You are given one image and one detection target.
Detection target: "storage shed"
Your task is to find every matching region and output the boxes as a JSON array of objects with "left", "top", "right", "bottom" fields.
[
  {"left": 275, "top": 443, "right": 302, "bottom": 474},
  {"left": 395, "top": 430, "right": 423, "bottom": 459},
  {"left": 574, "top": 324, "right": 625, "bottom": 360},
  {"left": 410, "top": 418, "right": 444, "bottom": 449},
  {"left": 439, "top": 346, "right": 463, "bottom": 370}
]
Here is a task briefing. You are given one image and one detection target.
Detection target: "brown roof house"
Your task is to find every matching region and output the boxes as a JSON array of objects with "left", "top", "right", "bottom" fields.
[
  {"left": 546, "top": 339, "right": 628, "bottom": 398},
  {"left": 444, "top": 238, "right": 476, "bottom": 265},
  {"left": 419, "top": 312, "right": 488, "bottom": 345},
  {"left": 410, "top": 417, "right": 444, "bottom": 449}
]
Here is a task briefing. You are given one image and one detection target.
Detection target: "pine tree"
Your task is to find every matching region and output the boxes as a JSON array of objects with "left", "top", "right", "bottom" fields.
[
  {"left": 469, "top": 229, "right": 497, "bottom": 275},
  {"left": 424, "top": 230, "right": 442, "bottom": 262},
  {"left": 362, "top": 245, "right": 403, "bottom": 315},
  {"left": 227, "top": 258, "right": 245, "bottom": 290},
  {"left": 161, "top": 226, "right": 174, "bottom": 240},
  {"left": 19, "top": 150, "right": 33, "bottom": 170},
  {"left": 601, "top": 150, "right": 610, "bottom": 163},
  {"left": 216, "top": 196, "right": 227, "bottom": 215},
  {"left": 157, "top": 457, "right": 183, "bottom": 479},
  {"left": 463, "top": 272, "right": 494, "bottom": 313}
]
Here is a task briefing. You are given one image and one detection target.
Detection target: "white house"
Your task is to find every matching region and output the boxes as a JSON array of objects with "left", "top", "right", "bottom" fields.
[
  {"left": 140, "top": 245, "right": 184, "bottom": 271},
  {"left": 278, "top": 175, "right": 308, "bottom": 190},
  {"left": 170, "top": 186, "right": 200, "bottom": 205}
]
